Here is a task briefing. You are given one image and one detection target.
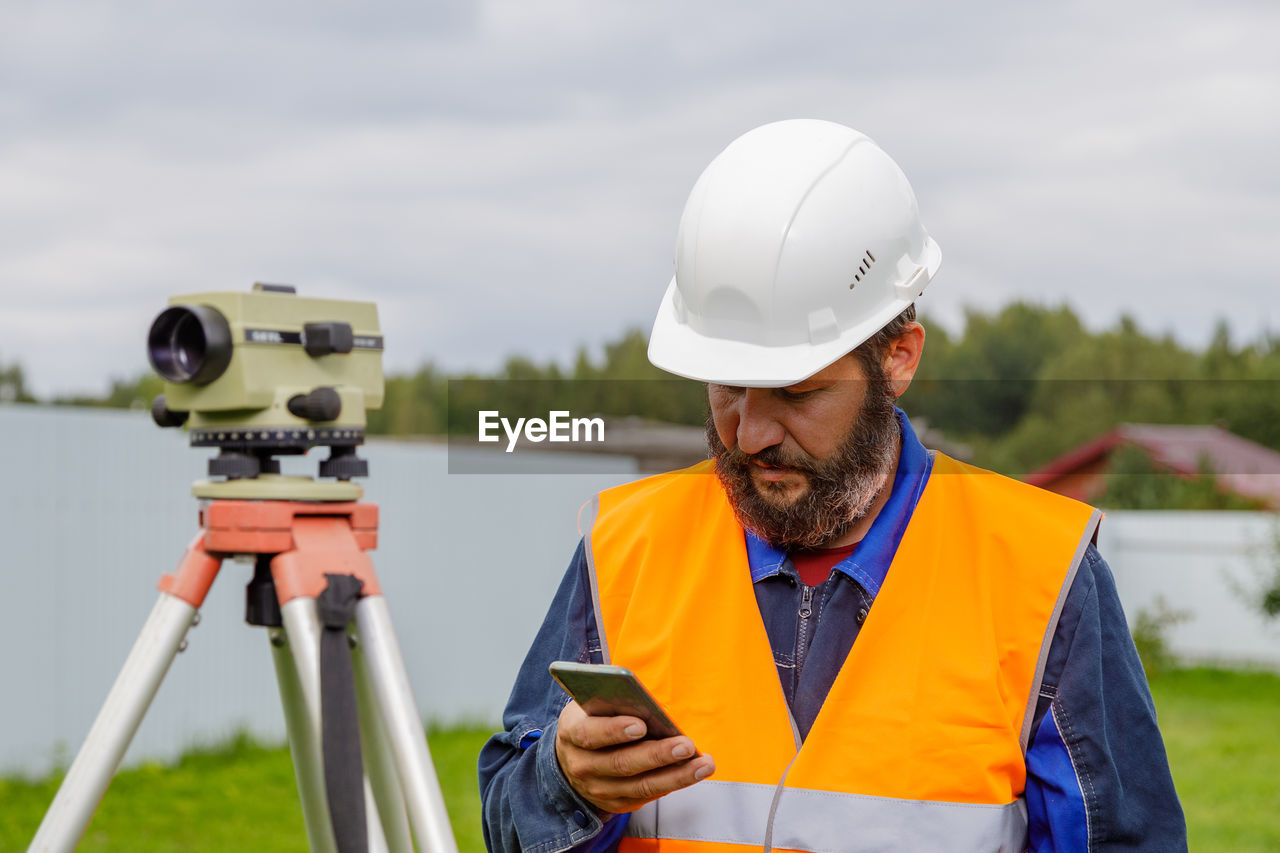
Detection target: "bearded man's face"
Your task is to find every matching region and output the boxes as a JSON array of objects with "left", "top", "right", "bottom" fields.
[{"left": 705, "top": 354, "right": 900, "bottom": 551}]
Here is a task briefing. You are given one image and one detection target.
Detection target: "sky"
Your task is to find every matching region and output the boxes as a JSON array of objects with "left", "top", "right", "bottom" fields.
[{"left": 1, "top": 0, "right": 1277, "bottom": 399}]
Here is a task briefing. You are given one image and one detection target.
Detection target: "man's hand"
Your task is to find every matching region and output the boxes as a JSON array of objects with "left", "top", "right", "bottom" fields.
[{"left": 554, "top": 700, "right": 716, "bottom": 815}]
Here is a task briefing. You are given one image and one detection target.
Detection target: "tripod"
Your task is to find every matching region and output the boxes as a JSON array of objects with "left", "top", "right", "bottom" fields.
[{"left": 29, "top": 486, "right": 458, "bottom": 853}]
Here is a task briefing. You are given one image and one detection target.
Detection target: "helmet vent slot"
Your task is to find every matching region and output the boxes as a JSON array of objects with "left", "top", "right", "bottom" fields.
[{"left": 849, "top": 250, "right": 876, "bottom": 289}]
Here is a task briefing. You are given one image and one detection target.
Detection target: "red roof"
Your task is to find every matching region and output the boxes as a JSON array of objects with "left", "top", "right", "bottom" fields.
[{"left": 1026, "top": 424, "right": 1280, "bottom": 507}]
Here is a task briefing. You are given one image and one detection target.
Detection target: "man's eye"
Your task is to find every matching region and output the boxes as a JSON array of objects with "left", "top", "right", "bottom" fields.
[{"left": 778, "top": 388, "right": 816, "bottom": 402}]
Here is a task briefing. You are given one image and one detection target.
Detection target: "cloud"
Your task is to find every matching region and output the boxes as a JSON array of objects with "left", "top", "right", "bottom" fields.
[{"left": 0, "top": 0, "right": 1276, "bottom": 396}]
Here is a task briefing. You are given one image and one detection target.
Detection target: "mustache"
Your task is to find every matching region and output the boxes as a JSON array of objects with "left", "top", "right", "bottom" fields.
[{"left": 717, "top": 443, "right": 820, "bottom": 477}]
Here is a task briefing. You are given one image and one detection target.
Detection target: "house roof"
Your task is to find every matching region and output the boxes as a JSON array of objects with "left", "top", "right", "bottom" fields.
[{"left": 1027, "top": 423, "right": 1280, "bottom": 506}]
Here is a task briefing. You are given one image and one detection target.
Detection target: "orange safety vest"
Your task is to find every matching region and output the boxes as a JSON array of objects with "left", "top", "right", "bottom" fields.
[{"left": 581, "top": 454, "right": 1100, "bottom": 853}]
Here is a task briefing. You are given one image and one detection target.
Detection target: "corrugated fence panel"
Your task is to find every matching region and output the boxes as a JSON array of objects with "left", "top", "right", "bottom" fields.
[
  {"left": 0, "top": 404, "right": 638, "bottom": 776},
  {"left": 1097, "top": 510, "right": 1280, "bottom": 668}
]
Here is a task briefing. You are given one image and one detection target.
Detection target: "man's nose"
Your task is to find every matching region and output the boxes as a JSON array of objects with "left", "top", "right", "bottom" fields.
[{"left": 735, "top": 389, "right": 786, "bottom": 455}]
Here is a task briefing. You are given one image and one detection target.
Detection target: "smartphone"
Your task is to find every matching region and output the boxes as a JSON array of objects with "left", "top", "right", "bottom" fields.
[{"left": 548, "top": 661, "right": 684, "bottom": 740}]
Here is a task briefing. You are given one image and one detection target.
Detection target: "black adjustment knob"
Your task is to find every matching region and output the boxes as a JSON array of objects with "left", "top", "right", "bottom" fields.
[
  {"left": 319, "top": 447, "right": 369, "bottom": 481},
  {"left": 208, "top": 451, "right": 261, "bottom": 480},
  {"left": 303, "top": 322, "right": 354, "bottom": 357},
  {"left": 151, "top": 394, "right": 189, "bottom": 428},
  {"left": 287, "top": 387, "right": 342, "bottom": 422}
]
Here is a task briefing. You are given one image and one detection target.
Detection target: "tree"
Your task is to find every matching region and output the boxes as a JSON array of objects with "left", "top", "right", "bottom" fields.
[
  {"left": 442, "top": 329, "right": 705, "bottom": 436},
  {"left": 368, "top": 364, "right": 448, "bottom": 436},
  {"left": 910, "top": 302, "right": 1084, "bottom": 442},
  {"left": 1197, "top": 328, "right": 1280, "bottom": 453},
  {"left": 976, "top": 315, "right": 1201, "bottom": 474},
  {"left": 0, "top": 357, "right": 36, "bottom": 404},
  {"left": 52, "top": 372, "right": 163, "bottom": 410}
]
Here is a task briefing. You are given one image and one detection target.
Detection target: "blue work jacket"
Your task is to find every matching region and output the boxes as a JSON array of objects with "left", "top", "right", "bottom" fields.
[{"left": 479, "top": 412, "right": 1187, "bottom": 852}]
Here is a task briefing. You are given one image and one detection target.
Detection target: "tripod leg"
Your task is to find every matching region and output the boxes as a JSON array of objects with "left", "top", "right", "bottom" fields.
[
  {"left": 275, "top": 600, "right": 339, "bottom": 853},
  {"left": 278, "top": 599, "right": 393, "bottom": 853},
  {"left": 353, "top": 631, "right": 415, "bottom": 852},
  {"left": 363, "top": 775, "right": 393, "bottom": 853},
  {"left": 29, "top": 593, "right": 197, "bottom": 853},
  {"left": 355, "top": 595, "right": 460, "bottom": 853}
]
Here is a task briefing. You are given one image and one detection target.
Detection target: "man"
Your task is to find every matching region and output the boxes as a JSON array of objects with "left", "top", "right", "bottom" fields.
[{"left": 480, "top": 120, "right": 1186, "bottom": 852}]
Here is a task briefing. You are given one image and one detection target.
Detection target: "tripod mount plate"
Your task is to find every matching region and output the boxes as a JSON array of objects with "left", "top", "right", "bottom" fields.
[{"left": 192, "top": 474, "right": 363, "bottom": 501}]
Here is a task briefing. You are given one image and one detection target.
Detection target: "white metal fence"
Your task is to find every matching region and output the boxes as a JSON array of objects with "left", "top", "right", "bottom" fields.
[
  {"left": 1097, "top": 511, "right": 1280, "bottom": 668},
  {"left": 2, "top": 403, "right": 1277, "bottom": 778},
  {"left": 0, "top": 404, "right": 637, "bottom": 777}
]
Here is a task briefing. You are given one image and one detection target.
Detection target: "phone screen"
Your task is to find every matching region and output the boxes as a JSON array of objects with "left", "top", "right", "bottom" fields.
[{"left": 548, "top": 661, "right": 683, "bottom": 740}]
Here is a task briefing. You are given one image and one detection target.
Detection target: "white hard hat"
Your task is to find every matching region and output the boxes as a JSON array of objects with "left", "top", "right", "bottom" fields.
[{"left": 648, "top": 119, "right": 941, "bottom": 387}]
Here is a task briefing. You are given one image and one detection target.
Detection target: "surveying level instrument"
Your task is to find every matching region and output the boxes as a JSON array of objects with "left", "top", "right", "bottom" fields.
[{"left": 30, "top": 284, "right": 458, "bottom": 853}]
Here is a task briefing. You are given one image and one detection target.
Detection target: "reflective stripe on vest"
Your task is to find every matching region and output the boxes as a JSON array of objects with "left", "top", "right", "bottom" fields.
[
  {"left": 585, "top": 453, "right": 1100, "bottom": 853},
  {"left": 627, "top": 780, "right": 1029, "bottom": 853}
]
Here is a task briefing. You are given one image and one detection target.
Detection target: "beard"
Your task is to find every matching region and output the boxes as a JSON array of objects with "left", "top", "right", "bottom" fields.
[{"left": 705, "top": 372, "right": 900, "bottom": 551}]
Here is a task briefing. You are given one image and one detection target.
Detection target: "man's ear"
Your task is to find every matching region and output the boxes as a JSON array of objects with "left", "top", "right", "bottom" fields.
[{"left": 884, "top": 322, "right": 925, "bottom": 398}]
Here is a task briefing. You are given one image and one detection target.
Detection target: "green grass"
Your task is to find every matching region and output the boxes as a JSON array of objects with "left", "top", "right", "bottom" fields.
[
  {"left": 3, "top": 669, "right": 1279, "bottom": 851},
  {"left": 0, "top": 725, "right": 493, "bottom": 853},
  {"left": 1148, "top": 667, "right": 1280, "bottom": 852}
]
